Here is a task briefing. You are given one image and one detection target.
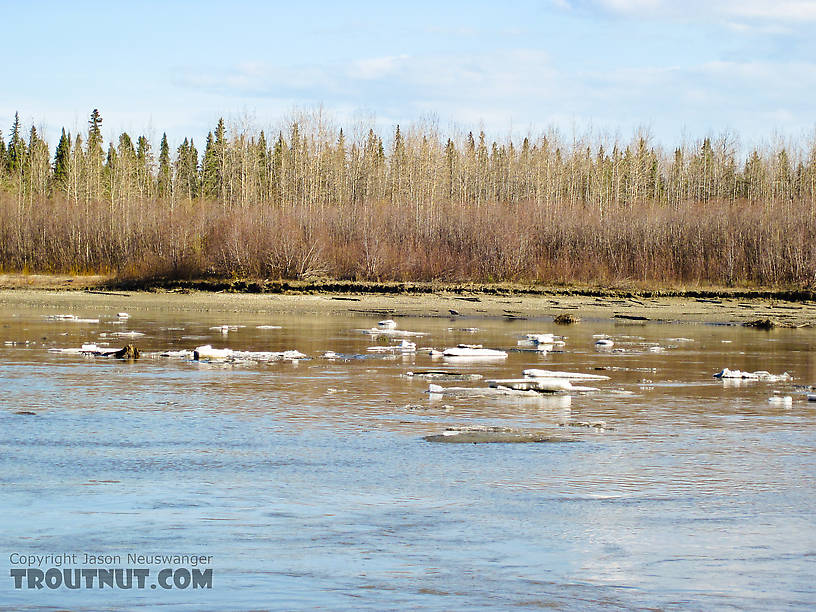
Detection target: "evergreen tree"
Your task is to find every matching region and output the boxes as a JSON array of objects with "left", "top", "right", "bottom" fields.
[
  {"left": 201, "top": 131, "right": 218, "bottom": 198},
  {"left": 53, "top": 128, "right": 71, "bottom": 188},
  {"left": 157, "top": 133, "right": 172, "bottom": 197},
  {"left": 87, "top": 109, "right": 103, "bottom": 151},
  {"left": 174, "top": 137, "right": 199, "bottom": 200},
  {"left": 7, "top": 112, "right": 26, "bottom": 175}
]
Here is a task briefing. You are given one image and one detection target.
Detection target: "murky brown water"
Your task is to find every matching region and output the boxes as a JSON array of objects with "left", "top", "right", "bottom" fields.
[{"left": 1, "top": 302, "right": 815, "bottom": 610}]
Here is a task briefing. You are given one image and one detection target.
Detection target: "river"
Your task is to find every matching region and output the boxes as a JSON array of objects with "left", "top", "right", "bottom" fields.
[{"left": 1, "top": 301, "right": 815, "bottom": 610}]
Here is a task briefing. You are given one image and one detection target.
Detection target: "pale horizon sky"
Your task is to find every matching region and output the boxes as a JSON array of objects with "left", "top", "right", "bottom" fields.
[{"left": 2, "top": 0, "right": 815, "bottom": 154}]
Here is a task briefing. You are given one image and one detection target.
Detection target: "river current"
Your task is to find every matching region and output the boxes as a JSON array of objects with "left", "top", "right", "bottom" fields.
[{"left": 1, "top": 302, "right": 814, "bottom": 610}]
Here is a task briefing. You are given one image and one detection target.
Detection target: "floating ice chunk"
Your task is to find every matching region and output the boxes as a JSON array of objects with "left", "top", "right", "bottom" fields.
[
  {"left": 49, "top": 344, "right": 119, "bottom": 356},
  {"left": 595, "top": 338, "right": 614, "bottom": 348},
  {"left": 117, "top": 312, "right": 129, "bottom": 319},
  {"left": 428, "top": 384, "right": 444, "bottom": 394},
  {"left": 808, "top": 393, "right": 816, "bottom": 402},
  {"left": 160, "top": 349, "right": 195, "bottom": 358},
  {"left": 714, "top": 368, "right": 791, "bottom": 382},
  {"left": 360, "top": 327, "right": 426, "bottom": 337},
  {"left": 488, "top": 378, "right": 573, "bottom": 393},
  {"left": 768, "top": 395, "right": 793, "bottom": 406},
  {"left": 667, "top": 337, "right": 693, "bottom": 342},
  {"left": 44, "top": 314, "right": 99, "bottom": 323},
  {"left": 368, "top": 340, "right": 416, "bottom": 353},
  {"left": 210, "top": 325, "right": 240, "bottom": 334},
  {"left": 523, "top": 369, "right": 610, "bottom": 381},
  {"left": 256, "top": 325, "right": 282, "bottom": 330},
  {"left": 193, "top": 345, "right": 232, "bottom": 361},
  {"left": 442, "top": 346, "right": 507, "bottom": 358},
  {"left": 526, "top": 333, "right": 554, "bottom": 344},
  {"left": 403, "top": 371, "right": 483, "bottom": 381},
  {"left": 192, "top": 345, "right": 306, "bottom": 362},
  {"left": 377, "top": 319, "right": 397, "bottom": 329},
  {"left": 232, "top": 350, "right": 306, "bottom": 362},
  {"left": 321, "top": 351, "right": 340, "bottom": 359},
  {"left": 113, "top": 331, "right": 145, "bottom": 338},
  {"left": 648, "top": 346, "right": 665, "bottom": 353}
]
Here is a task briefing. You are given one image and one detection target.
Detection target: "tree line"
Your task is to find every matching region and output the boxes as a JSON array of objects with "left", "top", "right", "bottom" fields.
[
  {"left": 0, "top": 109, "right": 814, "bottom": 287},
  {"left": 2, "top": 109, "right": 815, "bottom": 210}
]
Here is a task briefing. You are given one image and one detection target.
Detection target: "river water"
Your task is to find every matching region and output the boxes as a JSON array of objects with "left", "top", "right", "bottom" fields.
[{"left": 1, "top": 302, "right": 815, "bottom": 610}]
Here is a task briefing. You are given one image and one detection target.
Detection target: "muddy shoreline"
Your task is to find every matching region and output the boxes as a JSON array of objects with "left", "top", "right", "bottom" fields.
[{"left": 2, "top": 276, "right": 816, "bottom": 327}]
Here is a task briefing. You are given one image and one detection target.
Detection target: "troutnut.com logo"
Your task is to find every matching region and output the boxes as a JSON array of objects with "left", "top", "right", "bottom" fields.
[{"left": 9, "top": 553, "right": 213, "bottom": 590}]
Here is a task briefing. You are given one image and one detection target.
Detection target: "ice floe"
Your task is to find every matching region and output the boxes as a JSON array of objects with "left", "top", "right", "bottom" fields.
[
  {"left": 44, "top": 314, "right": 100, "bottom": 323},
  {"left": 367, "top": 340, "right": 417, "bottom": 353},
  {"left": 442, "top": 345, "right": 507, "bottom": 358},
  {"left": 713, "top": 368, "right": 792, "bottom": 382},
  {"left": 403, "top": 371, "right": 483, "bottom": 381},
  {"left": 192, "top": 345, "right": 307, "bottom": 362},
  {"left": 522, "top": 369, "right": 610, "bottom": 381}
]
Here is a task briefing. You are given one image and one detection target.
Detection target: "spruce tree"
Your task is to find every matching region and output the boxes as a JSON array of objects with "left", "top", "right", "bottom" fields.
[
  {"left": 53, "top": 128, "right": 71, "bottom": 188},
  {"left": 7, "top": 112, "right": 26, "bottom": 174},
  {"left": 157, "top": 133, "right": 171, "bottom": 197},
  {"left": 201, "top": 131, "right": 218, "bottom": 198}
]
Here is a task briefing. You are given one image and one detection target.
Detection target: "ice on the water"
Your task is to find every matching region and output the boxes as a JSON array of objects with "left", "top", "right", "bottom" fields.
[
  {"left": 714, "top": 368, "right": 792, "bottom": 382},
  {"left": 523, "top": 369, "right": 610, "bottom": 381},
  {"left": 442, "top": 345, "right": 507, "bottom": 358},
  {"left": 192, "top": 345, "right": 307, "bottom": 362}
]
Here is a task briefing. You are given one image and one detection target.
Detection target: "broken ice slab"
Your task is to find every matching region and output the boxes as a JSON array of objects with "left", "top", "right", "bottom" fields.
[
  {"left": 523, "top": 369, "right": 611, "bottom": 381},
  {"left": 192, "top": 345, "right": 307, "bottom": 362},
  {"left": 403, "top": 371, "right": 484, "bottom": 381},
  {"left": 714, "top": 368, "right": 792, "bottom": 382},
  {"left": 427, "top": 384, "right": 567, "bottom": 398},
  {"left": 44, "top": 314, "right": 100, "bottom": 323},
  {"left": 48, "top": 343, "right": 119, "bottom": 356},
  {"left": 359, "top": 327, "right": 426, "bottom": 337},
  {"left": 423, "top": 426, "right": 575, "bottom": 444},
  {"left": 442, "top": 345, "right": 507, "bottom": 358},
  {"left": 159, "top": 349, "right": 195, "bottom": 358},
  {"left": 487, "top": 378, "right": 599, "bottom": 393},
  {"left": 367, "top": 340, "right": 417, "bottom": 353},
  {"left": 377, "top": 319, "right": 397, "bottom": 329}
]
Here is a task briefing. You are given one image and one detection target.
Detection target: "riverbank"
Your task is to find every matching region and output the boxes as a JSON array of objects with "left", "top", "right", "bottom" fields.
[{"left": 2, "top": 276, "right": 816, "bottom": 327}]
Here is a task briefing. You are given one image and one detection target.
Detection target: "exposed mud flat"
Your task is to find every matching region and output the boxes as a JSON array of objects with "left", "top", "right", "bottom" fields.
[{"left": 2, "top": 283, "right": 816, "bottom": 327}]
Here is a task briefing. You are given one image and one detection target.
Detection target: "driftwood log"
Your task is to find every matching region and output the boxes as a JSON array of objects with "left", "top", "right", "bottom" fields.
[{"left": 113, "top": 344, "right": 140, "bottom": 359}]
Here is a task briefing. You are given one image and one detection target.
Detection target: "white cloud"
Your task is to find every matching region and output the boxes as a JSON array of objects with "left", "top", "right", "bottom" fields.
[
  {"left": 563, "top": 0, "right": 816, "bottom": 22},
  {"left": 348, "top": 55, "right": 409, "bottom": 80}
]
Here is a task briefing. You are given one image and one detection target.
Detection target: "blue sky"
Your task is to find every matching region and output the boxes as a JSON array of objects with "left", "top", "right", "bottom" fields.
[{"left": 2, "top": 0, "right": 815, "bottom": 151}]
